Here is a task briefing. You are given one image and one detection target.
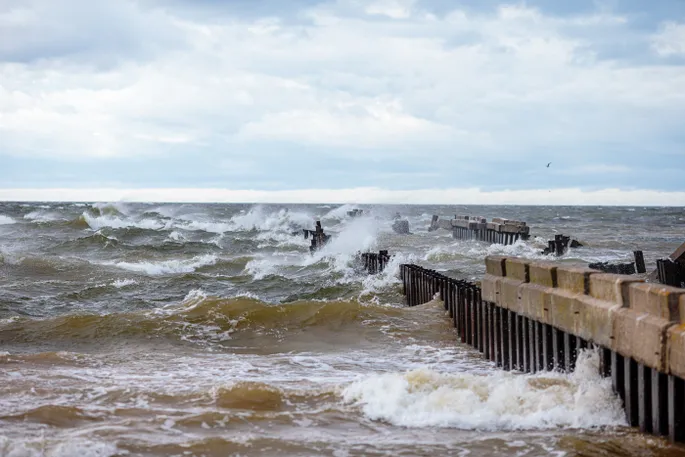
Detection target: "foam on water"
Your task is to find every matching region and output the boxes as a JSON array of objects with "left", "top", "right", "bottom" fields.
[
  {"left": 322, "top": 204, "right": 358, "bottom": 221},
  {"left": 359, "top": 251, "right": 416, "bottom": 295},
  {"left": 82, "top": 212, "right": 169, "bottom": 231},
  {"left": 168, "top": 230, "right": 185, "bottom": 241},
  {"left": 308, "top": 216, "right": 381, "bottom": 271},
  {"left": 105, "top": 254, "right": 218, "bottom": 275},
  {"left": 112, "top": 279, "right": 137, "bottom": 288},
  {"left": 0, "top": 436, "right": 120, "bottom": 457},
  {"left": 229, "top": 206, "right": 313, "bottom": 232},
  {"left": 23, "top": 211, "right": 61, "bottom": 222},
  {"left": 0, "top": 215, "right": 16, "bottom": 225},
  {"left": 342, "top": 349, "right": 625, "bottom": 431}
]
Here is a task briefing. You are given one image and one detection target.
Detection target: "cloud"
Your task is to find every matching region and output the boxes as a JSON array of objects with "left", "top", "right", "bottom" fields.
[
  {"left": 1, "top": 186, "right": 684, "bottom": 206},
  {"left": 652, "top": 21, "right": 685, "bottom": 57},
  {"left": 0, "top": 0, "right": 683, "bottom": 192}
]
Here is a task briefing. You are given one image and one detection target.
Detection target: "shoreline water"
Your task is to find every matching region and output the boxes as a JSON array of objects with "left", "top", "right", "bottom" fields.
[{"left": 1, "top": 202, "right": 684, "bottom": 456}]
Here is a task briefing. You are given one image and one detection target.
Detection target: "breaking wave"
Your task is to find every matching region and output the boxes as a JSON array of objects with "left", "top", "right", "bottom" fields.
[
  {"left": 0, "top": 294, "right": 405, "bottom": 345},
  {"left": 342, "top": 349, "right": 625, "bottom": 431},
  {"left": 102, "top": 254, "right": 218, "bottom": 275}
]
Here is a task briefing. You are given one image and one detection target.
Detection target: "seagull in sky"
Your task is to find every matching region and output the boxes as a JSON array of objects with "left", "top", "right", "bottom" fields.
[{"left": 546, "top": 162, "right": 552, "bottom": 168}]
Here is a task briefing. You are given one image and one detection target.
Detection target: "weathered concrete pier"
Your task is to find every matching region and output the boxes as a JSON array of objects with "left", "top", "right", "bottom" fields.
[
  {"left": 400, "top": 257, "right": 685, "bottom": 442},
  {"left": 430, "top": 215, "right": 530, "bottom": 245}
]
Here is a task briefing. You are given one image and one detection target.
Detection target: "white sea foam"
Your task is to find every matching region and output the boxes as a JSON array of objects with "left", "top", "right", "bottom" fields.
[
  {"left": 230, "top": 206, "right": 313, "bottom": 232},
  {"left": 106, "top": 254, "right": 217, "bottom": 275},
  {"left": 23, "top": 211, "right": 60, "bottom": 222},
  {"left": 167, "top": 230, "right": 185, "bottom": 241},
  {"left": 359, "top": 251, "right": 416, "bottom": 294},
  {"left": 255, "top": 230, "right": 309, "bottom": 249},
  {"left": 342, "top": 349, "right": 625, "bottom": 430},
  {"left": 0, "top": 215, "right": 16, "bottom": 225},
  {"left": 244, "top": 254, "right": 300, "bottom": 280},
  {"left": 175, "top": 219, "right": 233, "bottom": 234},
  {"left": 0, "top": 437, "right": 120, "bottom": 457},
  {"left": 112, "top": 279, "right": 137, "bottom": 288},
  {"left": 322, "top": 204, "right": 358, "bottom": 220},
  {"left": 82, "top": 213, "right": 168, "bottom": 231}
]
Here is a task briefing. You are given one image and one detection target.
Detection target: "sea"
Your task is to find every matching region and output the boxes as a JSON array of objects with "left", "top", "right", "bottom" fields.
[{"left": 1, "top": 202, "right": 684, "bottom": 457}]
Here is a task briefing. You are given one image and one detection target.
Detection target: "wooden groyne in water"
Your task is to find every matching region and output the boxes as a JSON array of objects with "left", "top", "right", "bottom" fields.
[
  {"left": 399, "top": 258, "right": 685, "bottom": 443},
  {"left": 429, "top": 215, "right": 530, "bottom": 245}
]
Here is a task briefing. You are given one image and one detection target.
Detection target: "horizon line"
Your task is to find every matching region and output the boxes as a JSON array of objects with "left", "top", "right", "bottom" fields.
[{"left": 1, "top": 187, "right": 684, "bottom": 206}]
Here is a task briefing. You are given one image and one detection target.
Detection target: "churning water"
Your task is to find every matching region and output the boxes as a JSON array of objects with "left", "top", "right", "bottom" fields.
[{"left": 1, "top": 202, "right": 684, "bottom": 456}]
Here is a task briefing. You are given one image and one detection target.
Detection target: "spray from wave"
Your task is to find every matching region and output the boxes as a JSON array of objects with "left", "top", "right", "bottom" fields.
[
  {"left": 342, "top": 349, "right": 625, "bottom": 431},
  {"left": 103, "top": 254, "right": 218, "bottom": 275}
]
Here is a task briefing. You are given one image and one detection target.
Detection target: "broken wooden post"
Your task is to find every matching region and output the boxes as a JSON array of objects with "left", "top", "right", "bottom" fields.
[{"left": 634, "top": 251, "right": 646, "bottom": 274}]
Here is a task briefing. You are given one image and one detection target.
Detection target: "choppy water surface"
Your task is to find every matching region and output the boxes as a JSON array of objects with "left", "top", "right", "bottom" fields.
[{"left": 1, "top": 202, "right": 684, "bottom": 457}]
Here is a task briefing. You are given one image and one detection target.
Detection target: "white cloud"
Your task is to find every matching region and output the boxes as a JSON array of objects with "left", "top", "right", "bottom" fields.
[
  {"left": 364, "top": 0, "right": 416, "bottom": 19},
  {"left": 652, "top": 22, "right": 685, "bottom": 56},
  {"left": 0, "top": 0, "right": 683, "bottom": 170},
  {"left": 1, "top": 186, "right": 684, "bottom": 206},
  {"left": 238, "top": 99, "right": 452, "bottom": 148}
]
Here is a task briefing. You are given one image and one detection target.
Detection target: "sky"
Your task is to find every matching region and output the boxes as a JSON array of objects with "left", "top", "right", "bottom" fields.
[{"left": 1, "top": 0, "right": 685, "bottom": 204}]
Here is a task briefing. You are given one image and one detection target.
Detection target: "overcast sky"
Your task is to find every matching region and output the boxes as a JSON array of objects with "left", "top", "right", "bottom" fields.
[{"left": 1, "top": 0, "right": 684, "bottom": 204}]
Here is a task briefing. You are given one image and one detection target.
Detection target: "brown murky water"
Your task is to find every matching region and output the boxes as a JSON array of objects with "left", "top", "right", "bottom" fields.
[{"left": 1, "top": 202, "right": 684, "bottom": 456}]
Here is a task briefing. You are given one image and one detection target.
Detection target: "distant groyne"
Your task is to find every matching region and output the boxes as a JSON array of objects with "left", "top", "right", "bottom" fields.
[{"left": 429, "top": 215, "right": 530, "bottom": 245}]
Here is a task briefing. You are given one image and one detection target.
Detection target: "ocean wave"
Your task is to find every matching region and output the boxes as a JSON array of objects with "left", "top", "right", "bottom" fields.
[
  {"left": 321, "top": 204, "right": 359, "bottom": 220},
  {"left": 103, "top": 254, "right": 218, "bottom": 275},
  {"left": 0, "top": 215, "right": 16, "bottom": 225},
  {"left": 342, "top": 350, "right": 625, "bottom": 431},
  {"left": 23, "top": 210, "right": 63, "bottom": 223},
  {"left": 81, "top": 212, "right": 170, "bottom": 231},
  {"left": 0, "top": 437, "right": 120, "bottom": 457},
  {"left": 0, "top": 296, "right": 404, "bottom": 345},
  {"left": 229, "top": 206, "right": 313, "bottom": 233}
]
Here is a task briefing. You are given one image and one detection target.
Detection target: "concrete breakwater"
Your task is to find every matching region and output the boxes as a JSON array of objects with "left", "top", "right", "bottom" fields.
[
  {"left": 429, "top": 215, "right": 530, "bottom": 245},
  {"left": 399, "top": 259, "right": 685, "bottom": 443}
]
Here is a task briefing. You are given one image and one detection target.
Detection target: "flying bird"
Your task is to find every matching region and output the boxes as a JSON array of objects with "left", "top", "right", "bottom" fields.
[{"left": 546, "top": 162, "right": 552, "bottom": 168}]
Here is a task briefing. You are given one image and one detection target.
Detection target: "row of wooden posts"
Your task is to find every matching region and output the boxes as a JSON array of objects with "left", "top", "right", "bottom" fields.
[
  {"left": 359, "top": 250, "right": 391, "bottom": 275},
  {"left": 399, "top": 263, "right": 685, "bottom": 443},
  {"left": 452, "top": 226, "right": 524, "bottom": 245}
]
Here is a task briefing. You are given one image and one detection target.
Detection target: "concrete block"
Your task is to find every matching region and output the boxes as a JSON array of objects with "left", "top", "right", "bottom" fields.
[
  {"left": 529, "top": 261, "right": 558, "bottom": 288},
  {"left": 520, "top": 283, "right": 552, "bottom": 323},
  {"left": 628, "top": 283, "right": 683, "bottom": 321},
  {"left": 481, "top": 275, "right": 501, "bottom": 303},
  {"left": 550, "top": 289, "right": 580, "bottom": 335},
  {"left": 669, "top": 241, "right": 685, "bottom": 263},
  {"left": 502, "top": 224, "right": 523, "bottom": 233},
  {"left": 468, "top": 221, "right": 479, "bottom": 230},
  {"left": 557, "top": 266, "right": 595, "bottom": 294},
  {"left": 505, "top": 258, "right": 529, "bottom": 282},
  {"left": 500, "top": 277, "right": 524, "bottom": 312},
  {"left": 492, "top": 218, "right": 507, "bottom": 224},
  {"left": 438, "top": 220, "right": 452, "bottom": 230},
  {"left": 589, "top": 273, "right": 644, "bottom": 306},
  {"left": 485, "top": 256, "right": 507, "bottom": 277},
  {"left": 667, "top": 325, "right": 685, "bottom": 379},
  {"left": 575, "top": 295, "right": 619, "bottom": 348},
  {"left": 613, "top": 309, "right": 673, "bottom": 371}
]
